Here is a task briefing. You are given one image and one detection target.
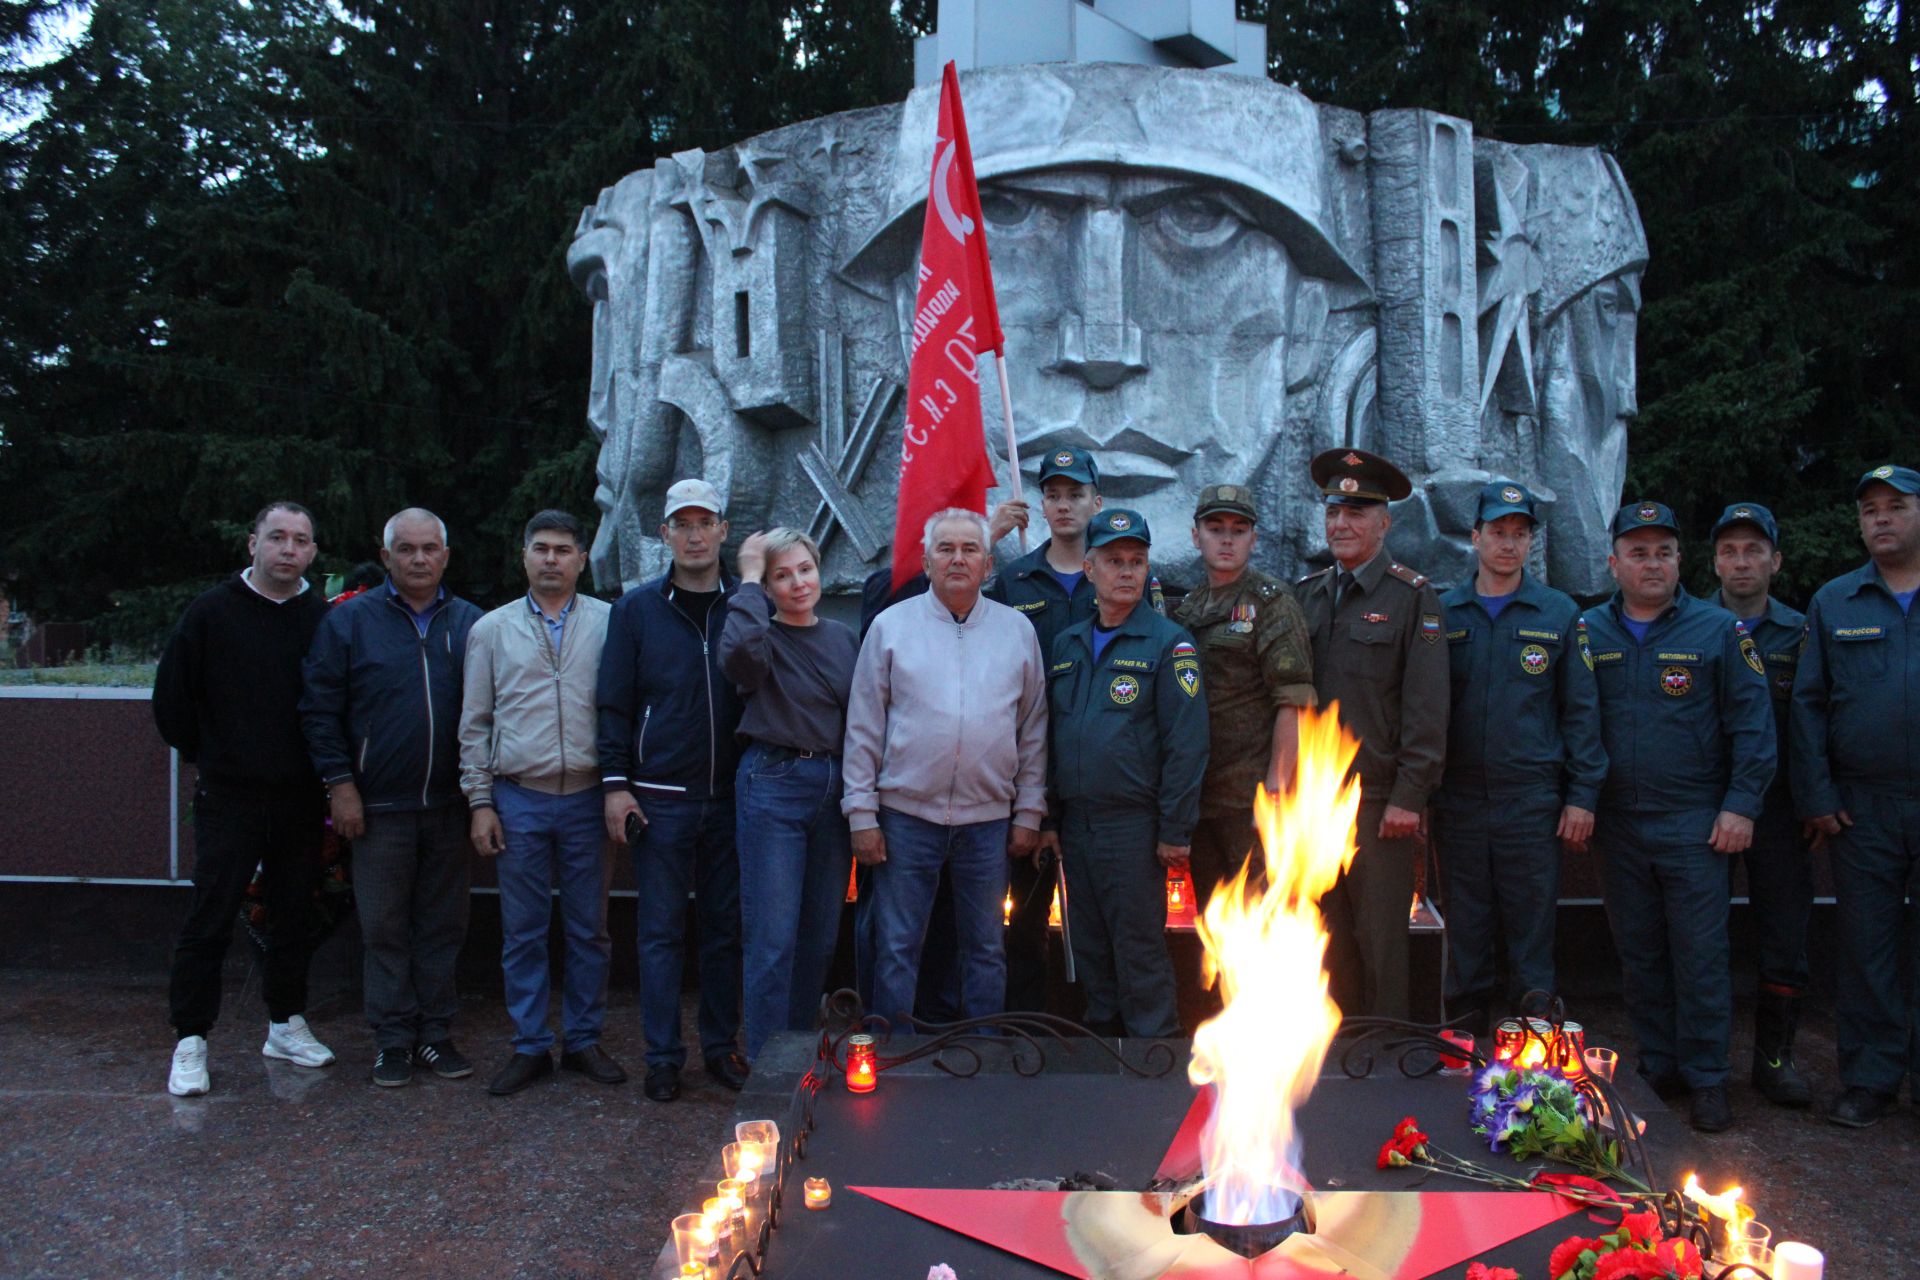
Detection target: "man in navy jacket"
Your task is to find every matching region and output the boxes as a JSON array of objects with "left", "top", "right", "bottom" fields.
[
  {"left": 302, "top": 508, "right": 481, "bottom": 1089},
  {"left": 597, "top": 479, "right": 747, "bottom": 1101}
]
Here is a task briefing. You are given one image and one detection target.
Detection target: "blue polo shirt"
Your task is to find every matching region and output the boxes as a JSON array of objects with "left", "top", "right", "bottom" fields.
[
  {"left": 528, "top": 593, "right": 574, "bottom": 651},
  {"left": 388, "top": 580, "right": 447, "bottom": 637}
]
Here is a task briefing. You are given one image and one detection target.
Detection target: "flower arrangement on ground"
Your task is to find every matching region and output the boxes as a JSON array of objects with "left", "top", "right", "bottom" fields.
[{"left": 1470, "top": 1061, "right": 1648, "bottom": 1192}]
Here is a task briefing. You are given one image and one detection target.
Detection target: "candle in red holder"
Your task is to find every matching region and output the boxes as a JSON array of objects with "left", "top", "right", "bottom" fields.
[
  {"left": 1493, "top": 1019, "right": 1525, "bottom": 1063},
  {"left": 1166, "top": 869, "right": 1187, "bottom": 916},
  {"left": 1438, "top": 1029, "right": 1474, "bottom": 1072},
  {"left": 845, "top": 1034, "right": 878, "bottom": 1093},
  {"left": 1558, "top": 1021, "right": 1587, "bottom": 1078}
]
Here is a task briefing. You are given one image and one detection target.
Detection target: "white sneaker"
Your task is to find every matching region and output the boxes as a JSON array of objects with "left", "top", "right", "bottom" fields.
[
  {"left": 169, "top": 1036, "right": 210, "bottom": 1096},
  {"left": 263, "top": 1015, "right": 337, "bottom": 1068}
]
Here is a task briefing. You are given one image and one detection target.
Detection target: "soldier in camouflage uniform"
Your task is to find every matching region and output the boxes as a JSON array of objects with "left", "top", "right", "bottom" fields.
[
  {"left": 1298, "top": 449, "right": 1450, "bottom": 1021},
  {"left": 1172, "top": 484, "right": 1315, "bottom": 907}
]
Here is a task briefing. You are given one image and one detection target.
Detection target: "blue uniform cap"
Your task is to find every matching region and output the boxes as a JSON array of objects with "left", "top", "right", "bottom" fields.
[
  {"left": 1853, "top": 463, "right": 1920, "bottom": 500},
  {"left": 1086, "top": 508, "right": 1152, "bottom": 549},
  {"left": 1709, "top": 502, "right": 1780, "bottom": 546},
  {"left": 1038, "top": 447, "right": 1100, "bottom": 488},
  {"left": 1609, "top": 500, "right": 1680, "bottom": 539},
  {"left": 1477, "top": 480, "right": 1539, "bottom": 525}
]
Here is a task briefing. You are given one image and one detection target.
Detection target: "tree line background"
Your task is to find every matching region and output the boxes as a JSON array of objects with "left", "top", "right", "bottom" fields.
[{"left": 2, "top": 0, "right": 1914, "bottom": 653}]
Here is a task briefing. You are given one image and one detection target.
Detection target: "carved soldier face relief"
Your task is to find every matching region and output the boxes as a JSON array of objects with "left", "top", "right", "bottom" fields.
[{"left": 890, "top": 167, "right": 1303, "bottom": 578}]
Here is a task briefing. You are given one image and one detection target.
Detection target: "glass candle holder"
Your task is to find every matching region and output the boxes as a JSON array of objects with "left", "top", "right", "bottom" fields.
[
  {"left": 1583, "top": 1046, "right": 1619, "bottom": 1083},
  {"left": 723, "top": 1141, "right": 765, "bottom": 1191},
  {"left": 736, "top": 1119, "right": 780, "bottom": 1150},
  {"left": 1437, "top": 1029, "right": 1474, "bottom": 1073},
  {"left": 846, "top": 1034, "right": 878, "bottom": 1093},
  {"left": 702, "top": 1196, "right": 734, "bottom": 1247},
  {"left": 803, "top": 1176, "right": 832, "bottom": 1210},
  {"left": 1558, "top": 1022, "right": 1588, "bottom": 1079},
  {"left": 671, "top": 1213, "right": 712, "bottom": 1278},
  {"left": 716, "top": 1177, "right": 746, "bottom": 1225},
  {"left": 1493, "top": 1019, "right": 1525, "bottom": 1063}
]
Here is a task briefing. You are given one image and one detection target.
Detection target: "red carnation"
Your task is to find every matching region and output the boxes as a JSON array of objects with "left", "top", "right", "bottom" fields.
[
  {"left": 1549, "top": 1234, "right": 1598, "bottom": 1279},
  {"left": 1466, "top": 1264, "right": 1521, "bottom": 1280},
  {"left": 1652, "top": 1237, "right": 1703, "bottom": 1278},
  {"left": 1593, "top": 1251, "right": 1670, "bottom": 1280},
  {"left": 1619, "top": 1209, "right": 1660, "bottom": 1246}
]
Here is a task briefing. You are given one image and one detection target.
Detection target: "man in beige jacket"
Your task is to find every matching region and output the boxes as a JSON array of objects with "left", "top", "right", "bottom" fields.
[{"left": 459, "top": 510, "right": 623, "bottom": 1095}]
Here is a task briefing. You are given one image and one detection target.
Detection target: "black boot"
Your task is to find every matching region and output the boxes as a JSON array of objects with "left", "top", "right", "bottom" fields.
[{"left": 1751, "top": 988, "right": 1812, "bottom": 1107}]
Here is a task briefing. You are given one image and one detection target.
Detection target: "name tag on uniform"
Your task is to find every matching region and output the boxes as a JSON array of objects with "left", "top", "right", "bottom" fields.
[
  {"left": 1591, "top": 650, "right": 1625, "bottom": 664},
  {"left": 1446, "top": 629, "right": 1469, "bottom": 641},
  {"left": 1765, "top": 651, "right": 1796, "bottom": 664},
  {"left": 1049, "top": 660, "right": 1076, "bottom": 677},
  {"left": 1654, "top": 651, "right": 1702, "bottom": 663},
  {"left": 1109, "top": 657, "right": 1157, "bottom": 673},
  {"left": 1014, "top": 600, "right": 1047, "bottom": 613},
  {"left": 1515, "top": 628, "right": 1561, "bottom": 642},
  {"left": 1833, "top": 626, "right": 1885, "bottom": 640}
]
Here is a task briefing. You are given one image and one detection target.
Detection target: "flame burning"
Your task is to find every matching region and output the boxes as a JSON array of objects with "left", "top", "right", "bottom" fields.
[
  {"left": 1683, "top": 1173, "right": 1754, "bottom": 1233},
  {"left": 1188, "top": 706, "right": 1362, "bottom": 1227}
]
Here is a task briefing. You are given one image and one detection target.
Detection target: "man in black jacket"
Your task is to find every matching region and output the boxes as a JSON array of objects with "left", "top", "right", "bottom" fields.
[
  {"left": 302, "top": 508, "right": 482, "bottom": 1088},
  {"left": 156, "top": 502, "right": 334, "bottom": 1097},
  {"left": 598, "top": 479, "right": 748, "bottom": 1101}
]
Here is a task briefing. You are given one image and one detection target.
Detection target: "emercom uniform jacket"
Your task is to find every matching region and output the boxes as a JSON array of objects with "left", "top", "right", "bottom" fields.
[
  {"left": 1047, "top": 602, "right": 1209, "bottom": 845},
  {"left": 595, "top": 571, "right": 744, "bottom": 803},
  {"left": 1580, "top": 589, "right": 1775, "bottom": 817},
  {"left": 1790, "top": 562, "right": 1920, "bottom": 815},
  {"left": 984, "top": 539, "right": 1097, "bottom": 659},
  {"left": 1715, "top": 591, "right": 1805, "bottom": 810},
  {"left": 301, "top": 584, "right": 483, "bottom": 813},
  {"left": 1172, "top": 568, "right": 1314, "bottom": 818},
  {"left": 1438, "top": 573, "right": 1606, "bottom": 811},
  {"left": 1299, "top": 555, "right": 1449, "bottom": 812}
]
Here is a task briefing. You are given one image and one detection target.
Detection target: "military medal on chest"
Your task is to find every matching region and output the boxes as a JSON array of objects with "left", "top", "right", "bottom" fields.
[{"left": 1228, "top": 602, "right": 1255, "bottom": 634}]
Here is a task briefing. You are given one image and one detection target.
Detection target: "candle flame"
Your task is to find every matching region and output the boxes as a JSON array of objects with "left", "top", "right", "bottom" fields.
[
  {"left": 1683, "top": 1173, "right": 1754, "bottom": 1231},
  {"left": 1188, "top": 705, "right": 1362, "bottom": 1227}
]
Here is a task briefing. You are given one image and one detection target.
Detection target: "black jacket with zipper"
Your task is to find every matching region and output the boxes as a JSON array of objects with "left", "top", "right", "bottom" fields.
[
  {"left": 596, "top": 570, "right": 743, "bottom": 802},
  {"left": 300, "top": 582, "right": 482, "bottom": 812}
]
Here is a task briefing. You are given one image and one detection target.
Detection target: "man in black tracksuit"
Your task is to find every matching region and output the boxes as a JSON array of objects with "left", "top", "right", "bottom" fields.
[
  {"left": 156, "top": 502, "right": 334, "bottom": 1097},
  {"left": 302, "top": 507, "right": 482, "bottom": 1088},
  {"left": 598, "top": 479, "right": 747, "bottom": 1101}
]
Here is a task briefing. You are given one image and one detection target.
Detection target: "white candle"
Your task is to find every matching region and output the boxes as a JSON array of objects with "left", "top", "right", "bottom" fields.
[{"left": 1772, "top": 1242, "right": 1824, "bottom": 1280}]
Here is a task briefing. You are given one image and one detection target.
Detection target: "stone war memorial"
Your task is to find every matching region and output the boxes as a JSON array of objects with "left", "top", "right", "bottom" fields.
[{"left": 568, "top": 0, "right": 1645, "bottom": 599}]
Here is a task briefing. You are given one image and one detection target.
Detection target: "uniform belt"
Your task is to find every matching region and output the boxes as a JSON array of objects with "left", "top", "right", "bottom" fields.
[{"left": 757, "top": 743, "right": 834, "bottom": 761}]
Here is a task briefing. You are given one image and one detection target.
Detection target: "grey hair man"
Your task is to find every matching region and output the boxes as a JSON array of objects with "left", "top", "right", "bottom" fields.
[
  {"left": 302, "top": 507, "right": 483, "bottom": 1089},
  {"left": 843, "top": 508, "right": 1049, "bottom": 1024}
]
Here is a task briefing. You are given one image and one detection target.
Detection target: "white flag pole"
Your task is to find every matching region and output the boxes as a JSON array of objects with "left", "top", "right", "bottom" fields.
[{"left": 993, "top": 350, "right": 1028, "bottom": 553}]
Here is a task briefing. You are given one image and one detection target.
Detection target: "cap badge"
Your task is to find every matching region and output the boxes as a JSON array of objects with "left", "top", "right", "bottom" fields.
[
  {"left": 1501, "top": 486, "right": 1523, "bottom": 504},
  {"left": 1874, "top": 465, "right": 1894, "bottom": 479},
  {"left": 1637, "top": 503, "right": 1659, "bottom": 522},
  {"left": 1733, "top": 507, "right": 1752, "bottom": 518},
  {"left": 1054, "top": 450, "right": 1074, "bottom": 467},
  {"left": 1109, "top": 513, "right": 1131, "bottom": 531},
  {"left": 1343, "top": 452, "right": 1364, "bottom": 466},
  {"left": 1339, "top": 477, "right": 1360, "bottom": 493}
]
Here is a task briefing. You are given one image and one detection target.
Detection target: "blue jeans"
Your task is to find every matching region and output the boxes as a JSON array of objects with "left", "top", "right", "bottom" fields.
[
  {"left": 493, "top": 781, "right": 611, "bottom": 1055},
  {"left": 631, "top": 791, "right": 742, "bottom": 1068},
  {"left": 1595, "top": 807, "right": 1733, "bottom": 1088},
  {"left": 868, "top": 808, "right": 1008, "bottom": 1025},
  {"left": 736, "top": 745, "right": 851, "bottom": 1060}
]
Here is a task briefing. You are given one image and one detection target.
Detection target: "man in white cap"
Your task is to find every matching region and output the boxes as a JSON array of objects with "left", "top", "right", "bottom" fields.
[{"left": 597, "top": 479, "right": 747, "bottom": 1101}]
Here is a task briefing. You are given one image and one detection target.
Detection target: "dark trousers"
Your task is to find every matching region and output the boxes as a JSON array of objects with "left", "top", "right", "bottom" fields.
[
  {"left": 1433, "top": 792, "right": 1563, "bottom": 1006},
  {"left": 1323, "top": 797, "right": 1418, "bottom": 1021},
  {"left": 1004, "top": 851, "right": 1051, "bottom": 1013},
  {"left": 354, "top": 804, "right": 472, "bottom": 1052},
  {"left": 1059, "top": 803, "right": 1178, "bottom": 1038},
  {"left": 1189, "top": 811, "right": 1256, "bottom": 909},
  {"left": 1830, "top": 788, "right": 1920, "bottom": 1095},
  {"left": 1744, "top": 793, "right": 1812, "bottom": 993},
  {"left": 1595, "top": 806, "right": 1732, "bottom": 1088},
  {"left": 630, "top": 792, "right": 741, "bottom": 1068},
  {"left": 169, "top": 780, "right": 326, "bottom": 1038}
]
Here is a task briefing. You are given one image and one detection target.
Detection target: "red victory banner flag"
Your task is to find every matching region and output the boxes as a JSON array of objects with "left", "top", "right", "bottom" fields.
[{"left": 891, "top": 61, "right": 1020, "bottom": 592}]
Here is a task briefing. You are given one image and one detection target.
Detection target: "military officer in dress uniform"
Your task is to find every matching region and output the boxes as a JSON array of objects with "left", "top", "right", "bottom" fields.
[
  {"left": 1172, "top": 484, "right": 1315, "bottom": 907},
  {"left": 1434, "top": 481, "right": 1606, "bottom": 1034},
  {"left": 1043, "top": 509, "right": 1209, "bottom": 1038},
  {"left": 1791, "top": 463, "right": 1920, "bottom": 1129},
  {"left": 1707, "top": 501, "right": 1813, "bottom": 1107},
  {"left": 1297, "top": 449, "right": 1449, "bottom": 1022},
  {"left": 986, "top": 447, "right": 1103, "bottom": 1012},
  {"left": 1583, "top": 500, "right": 1775, "bottom": 1133}
]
